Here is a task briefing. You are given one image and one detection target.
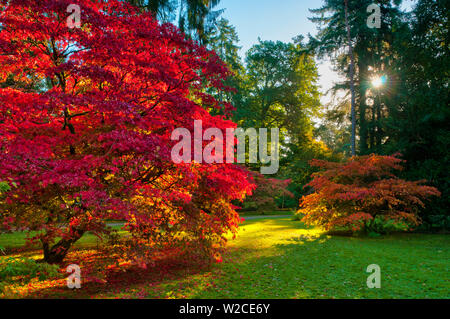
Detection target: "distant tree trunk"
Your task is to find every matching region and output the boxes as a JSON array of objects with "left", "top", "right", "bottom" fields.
[
  {"left": 357, "top": 59, "right": 369, "bottom": 154},
  {"left": 370, "top": 105, "right": 376, "bottom": 149},
  {"left": 344, "top": 0, "right": 357, "bottom": 156},
  {"left": 376, "top": 94, "right": 383, "bottom": 151}
]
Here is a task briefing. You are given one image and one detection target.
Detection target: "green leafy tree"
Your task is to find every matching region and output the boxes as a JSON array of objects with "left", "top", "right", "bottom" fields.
[
  {"left": 236, "top": 38, "right": 321, "bottom": 141},
  {"left": 315, "top": 99, "right": 352, "bottom": 157}
]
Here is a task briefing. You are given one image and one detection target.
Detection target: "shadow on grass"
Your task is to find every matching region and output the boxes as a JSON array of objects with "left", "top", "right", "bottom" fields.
[{"left": 2, "top": 247, "right": 213, "bottom": 299}]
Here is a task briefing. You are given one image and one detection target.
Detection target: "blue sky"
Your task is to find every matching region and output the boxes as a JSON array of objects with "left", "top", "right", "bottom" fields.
[
  {"left": 217, "top": 0, "right": 416, "bottom": 105},
  {"left": 218, "top": 0, "right": 326, "bottom": 55}
]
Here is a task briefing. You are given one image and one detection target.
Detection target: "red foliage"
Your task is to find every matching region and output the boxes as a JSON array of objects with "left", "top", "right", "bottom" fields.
[
  {"left": 243, "top": 172, "right": 293, "bottom": 210},
  {"left": 298, "top": 154, "right": 441, "bottom": 233},
  {"left": 0, "top": 0, "right": 254, "bottom": 263}
]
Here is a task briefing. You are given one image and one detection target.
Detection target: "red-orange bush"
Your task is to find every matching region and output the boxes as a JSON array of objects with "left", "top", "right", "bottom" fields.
[{"left": 297, "top": 155, "right": 441, "bottom": 233}]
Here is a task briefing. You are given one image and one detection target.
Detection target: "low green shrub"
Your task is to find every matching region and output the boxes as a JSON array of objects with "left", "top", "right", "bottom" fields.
[
  {"left": 366, "top": 216, "right": 410, "bottom": 235},
  {"left": 0, "top": 257, "right": 60, "bottom": 287},
  {"left": 0, "top": 181, "right": 10, "bottom": 193}
]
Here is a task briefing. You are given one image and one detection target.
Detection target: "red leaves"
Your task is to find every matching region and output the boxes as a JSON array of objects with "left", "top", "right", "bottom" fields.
[
  {"left": 299, "top": 154, "right": 441, "bottom": 232},
  {"left": 0, "top": 0, "right": 254, "bottom": 263},
  {"left": 243, "top": 172, "right": 292, "bottom": 209}
]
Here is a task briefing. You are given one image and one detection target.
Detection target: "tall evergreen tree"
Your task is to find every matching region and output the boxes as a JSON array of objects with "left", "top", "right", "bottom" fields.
[
  {"left": 308, "top": 0, "right": 404, "bottom": 154},
  {"left": 125, "top": 0, "right": 223, "bottom": 44},
  {"left": 344, "top": 0, "right": 357, "bottom": 156},
  {"left": 383, "top": 0, "right": 449, "bottom": 226}
]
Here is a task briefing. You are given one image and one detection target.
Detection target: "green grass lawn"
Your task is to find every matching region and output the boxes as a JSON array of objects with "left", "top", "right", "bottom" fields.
[
  {"left": 1, "top": 217, "right": 448, "bottom": 299},
  {"left": 0, "top": 225, "right": 127, "bottom": 250},
  {"left": 199, "top": 218, "right": 449, "bottom": 299}
]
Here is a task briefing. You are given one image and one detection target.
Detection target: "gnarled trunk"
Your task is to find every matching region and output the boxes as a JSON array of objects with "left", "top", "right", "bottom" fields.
[{"left": 42, "top": 228, "right": 85, "bottom": 264}]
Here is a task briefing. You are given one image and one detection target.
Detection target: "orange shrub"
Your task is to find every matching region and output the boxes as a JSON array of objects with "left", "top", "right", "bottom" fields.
[{"left": 297, "top": 154, "right": 441, "bottom": 233}]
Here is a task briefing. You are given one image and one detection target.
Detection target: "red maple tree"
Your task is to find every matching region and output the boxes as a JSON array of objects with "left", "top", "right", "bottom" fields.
[
  {"left": 298, "top": 155, "right": 441, "bottom": 233},
  {"left": 0, "top": 0, "right": 254, "bottom": 263},
  {"left": 242, "top": 172, "right": 293, "bottom": 211}
]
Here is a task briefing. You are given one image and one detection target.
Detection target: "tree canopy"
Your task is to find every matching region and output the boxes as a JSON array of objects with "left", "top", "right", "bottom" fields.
[{"left": 0, "top": 0, "right": 253, "bottom": 263}]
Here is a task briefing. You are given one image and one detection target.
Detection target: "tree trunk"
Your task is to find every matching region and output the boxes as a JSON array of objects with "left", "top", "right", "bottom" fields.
[
  {"left": 42, "top": 228, "right": 85, "bottom": 264},
  {"left": 344, "top": 0, "right": 357, "bottom": 156},
  {"left": 357, "top": 60, "right": 368, "bottom": 154},
  {"left": 376, "top": 95, "right": 383, "bottom": 151}
]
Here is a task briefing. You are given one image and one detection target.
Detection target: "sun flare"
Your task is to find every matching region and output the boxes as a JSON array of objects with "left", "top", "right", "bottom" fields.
[{"left": 372, "top": 76, "right": 383, "bottom": 88}]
